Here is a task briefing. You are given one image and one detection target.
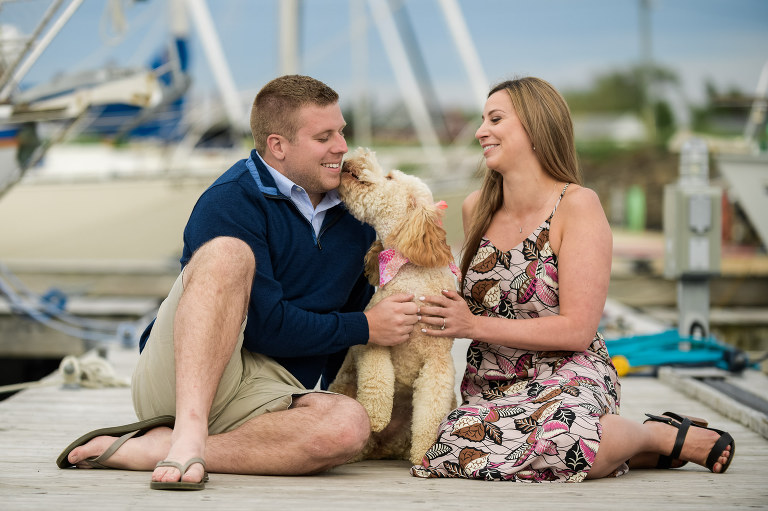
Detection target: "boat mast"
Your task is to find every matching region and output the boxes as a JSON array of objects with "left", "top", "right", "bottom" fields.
[{"left": 0, "top": 0, "right": 84, "bottom": 103}]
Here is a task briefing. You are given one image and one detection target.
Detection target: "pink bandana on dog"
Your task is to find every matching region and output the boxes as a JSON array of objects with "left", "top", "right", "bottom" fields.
[{"left": 378, "top": 248, "right": 461, "bottom": 287}]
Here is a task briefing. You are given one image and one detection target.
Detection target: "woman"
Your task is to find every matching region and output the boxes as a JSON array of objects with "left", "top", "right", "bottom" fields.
[{"left": 411, "top": 77, "right": 734, "bottom": 482}]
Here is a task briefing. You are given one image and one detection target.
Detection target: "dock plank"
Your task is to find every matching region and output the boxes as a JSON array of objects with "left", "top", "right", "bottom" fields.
[{"left": 1, "top": 346, "right": 766, "bottom": 510}]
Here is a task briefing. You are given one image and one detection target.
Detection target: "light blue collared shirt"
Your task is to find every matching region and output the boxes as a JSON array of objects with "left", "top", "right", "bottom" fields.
[{"left": 255, "top": 151, "right": 341, "bottom": 236}]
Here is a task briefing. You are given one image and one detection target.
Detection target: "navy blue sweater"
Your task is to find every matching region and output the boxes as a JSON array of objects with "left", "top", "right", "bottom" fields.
[{"left": 142, "top": 150, "right": 376, "bottom": 389}]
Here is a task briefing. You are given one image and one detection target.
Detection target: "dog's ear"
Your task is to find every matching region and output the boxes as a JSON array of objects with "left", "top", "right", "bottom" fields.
[
  {"left": 364, "top": 239, "right": 384, "bottom": 286},
  {"left": 388, "top": 199, "right": 454, "bottom": 268}
]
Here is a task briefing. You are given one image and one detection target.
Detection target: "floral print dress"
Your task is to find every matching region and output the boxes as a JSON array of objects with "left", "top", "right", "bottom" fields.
[{"left": 411, "top": 184, "right": 627, "bottom": 482}]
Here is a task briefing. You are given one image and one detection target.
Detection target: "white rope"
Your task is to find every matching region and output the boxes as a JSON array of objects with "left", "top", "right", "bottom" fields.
[
  {"left": 67, "top": 355, "right": 130, "bottom": 389},
  {"left": 0, "top": 354, "right": 130, "bottom": 395}
]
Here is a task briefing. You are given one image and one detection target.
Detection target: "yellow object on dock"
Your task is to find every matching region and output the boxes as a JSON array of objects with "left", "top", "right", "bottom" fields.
[{"left": 612, "top": 355, "right": 632, "bottom": 377}]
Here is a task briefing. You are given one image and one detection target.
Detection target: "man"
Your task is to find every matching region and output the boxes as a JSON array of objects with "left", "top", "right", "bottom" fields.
[{"left": 59, "top": 75, "right": 419, "bottom": 489}]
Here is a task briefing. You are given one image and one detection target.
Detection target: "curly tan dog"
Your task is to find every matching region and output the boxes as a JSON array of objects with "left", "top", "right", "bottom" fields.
[{"left": 329, "top": 147, "right": 458, "bottom": 465}]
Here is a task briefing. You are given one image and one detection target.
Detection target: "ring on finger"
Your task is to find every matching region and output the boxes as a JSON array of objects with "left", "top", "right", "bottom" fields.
[{"left": 441, "top": 318, "right": 446, "bottom": 330}]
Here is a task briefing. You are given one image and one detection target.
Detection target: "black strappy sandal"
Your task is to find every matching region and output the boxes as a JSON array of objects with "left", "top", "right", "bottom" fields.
[
  {"left": 642, "top": 411, "right": 707, "bottom": 468},
  {"left": 644, "top": 411, "right": 735, "bottom": 473}
]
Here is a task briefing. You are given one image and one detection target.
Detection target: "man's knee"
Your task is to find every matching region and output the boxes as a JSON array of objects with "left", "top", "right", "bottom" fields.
[
  {"left": 185, "top": 236, "right": 256, "bottom": 287},
  {"left": 297, "top": 393, "right": 370, "bottom": 458},
  {"left": 329, "top": 396, "right": 371, "bottom": 452}
]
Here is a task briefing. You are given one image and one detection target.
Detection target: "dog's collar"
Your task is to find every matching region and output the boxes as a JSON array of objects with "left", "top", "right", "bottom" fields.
[{"left": 378, "top": 248, "right": 461, "bottom": 287}]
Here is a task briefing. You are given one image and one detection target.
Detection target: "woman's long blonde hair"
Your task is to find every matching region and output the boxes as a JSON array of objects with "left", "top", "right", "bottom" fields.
[{"left": 459, "top": 77, "right": 582, "bottom": 292}]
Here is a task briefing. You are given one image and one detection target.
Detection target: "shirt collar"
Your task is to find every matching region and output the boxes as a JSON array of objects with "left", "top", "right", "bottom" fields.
[{"left": 255, "top": 151, "right": 341, "bottom": 208}]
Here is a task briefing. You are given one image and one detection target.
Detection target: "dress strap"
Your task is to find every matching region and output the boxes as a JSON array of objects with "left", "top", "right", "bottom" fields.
[{"left": 545, "top": 183, "right": 570, "bottom": 224}]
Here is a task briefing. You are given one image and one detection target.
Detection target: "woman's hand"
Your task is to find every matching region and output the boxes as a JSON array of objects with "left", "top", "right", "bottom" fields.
[{"left": 418, "top": 289, "right": 477, "bottom": 339}]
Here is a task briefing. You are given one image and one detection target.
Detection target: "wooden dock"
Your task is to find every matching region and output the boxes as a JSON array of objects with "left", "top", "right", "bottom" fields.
[{"left": 1, "top": 344, "right": 767, "bottom": 510}]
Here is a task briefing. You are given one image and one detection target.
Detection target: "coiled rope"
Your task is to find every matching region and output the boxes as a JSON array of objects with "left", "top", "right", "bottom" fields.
[{"left": 0, "top": 354, "right": 130, "bottom": 395}]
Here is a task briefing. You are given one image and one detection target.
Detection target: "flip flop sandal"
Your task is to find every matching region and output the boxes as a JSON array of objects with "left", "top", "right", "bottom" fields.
[
  {"left": 643, "top": 411, "right": 708, "bottom": 469},
  {"left": 150, "top": 458, "right": 208, "bottom": 491},
  {"left": 56, "top": 415, "right": 176, "bottom": 469},
  {"left": 644, "top": 411, "right": 735, "bottom": 473}
]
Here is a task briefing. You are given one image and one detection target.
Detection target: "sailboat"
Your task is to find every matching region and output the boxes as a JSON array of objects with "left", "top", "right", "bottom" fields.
[{"left": 0, "top": 0, "right": 193, "bottom": 198}]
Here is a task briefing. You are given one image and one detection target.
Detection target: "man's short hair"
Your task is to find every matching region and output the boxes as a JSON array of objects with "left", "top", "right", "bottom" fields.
[{"left": 250, "top": 75, "right": 339, "bottom": 154}]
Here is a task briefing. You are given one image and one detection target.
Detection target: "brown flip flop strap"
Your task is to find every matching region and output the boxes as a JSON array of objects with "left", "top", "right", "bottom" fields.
[
  {"left": 84, "top": 429, "right": 141, "bottom": 468},
  {"left": 155, "top": 457, "right": 209, "bottom": 482}
]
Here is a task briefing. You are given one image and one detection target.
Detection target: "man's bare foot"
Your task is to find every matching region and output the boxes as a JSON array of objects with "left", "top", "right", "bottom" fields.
[
  {"left": 646, "top": 420, "right": 733, "bottom": 473},
  {"left": 151, "top": 424, "right": 207, "bottom": 484},
  {"left": 67, "top": 426, "right": 173, "bottom": 470}
]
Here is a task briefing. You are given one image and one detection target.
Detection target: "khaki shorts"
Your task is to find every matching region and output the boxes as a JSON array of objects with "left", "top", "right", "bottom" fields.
[{"left": 131, "top": 270, "right": 316, "bottom": 435}]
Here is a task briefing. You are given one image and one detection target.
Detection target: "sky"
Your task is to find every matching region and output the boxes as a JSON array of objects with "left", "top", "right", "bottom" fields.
[{"left": 4, "top": 0, "right": 768, "bottom": 121}]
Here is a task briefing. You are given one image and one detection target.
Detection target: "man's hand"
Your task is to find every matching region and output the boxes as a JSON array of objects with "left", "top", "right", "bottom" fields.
[{"left": 364, "top": 293, "right": 418, "bottom": 346}]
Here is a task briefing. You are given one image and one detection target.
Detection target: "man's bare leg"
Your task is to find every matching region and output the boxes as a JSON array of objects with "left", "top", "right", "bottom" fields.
[
  {"left": 66, "top": 392, "right": 371, "bottom": 475},
  {"left": 67, "top": 237, "right": 253, "bottom": 480},
  {"left": 154, "top": 236, "right": 254, "bottom": 484},
  {"left": 207, "top": 393, "right": 370, "bottom": 474}
]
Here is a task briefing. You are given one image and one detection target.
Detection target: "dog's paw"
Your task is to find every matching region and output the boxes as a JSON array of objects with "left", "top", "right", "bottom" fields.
[{"left": 369, "top": 414, "right": 391, "bottom": 433}]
